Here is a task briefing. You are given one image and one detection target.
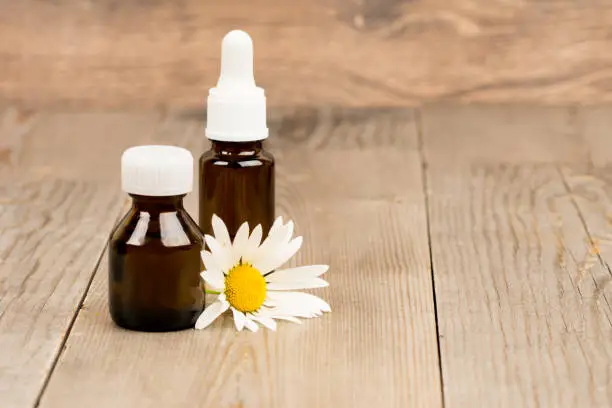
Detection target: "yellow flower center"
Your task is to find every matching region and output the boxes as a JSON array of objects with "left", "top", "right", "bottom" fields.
[{"left": 224, "top": 263, "right": 267, "bottom": 313}]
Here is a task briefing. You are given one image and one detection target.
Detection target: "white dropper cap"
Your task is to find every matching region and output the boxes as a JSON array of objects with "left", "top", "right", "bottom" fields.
[
  {"left": 205, "top": 30, "right": 268, "bottom": 142},
  {"left": 121, "top": 145, "right": 194, "bottom": 196}
]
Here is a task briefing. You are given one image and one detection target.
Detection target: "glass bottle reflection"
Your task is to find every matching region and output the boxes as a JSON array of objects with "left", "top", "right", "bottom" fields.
[{"left": 109, "top": 195, "right": 204, "bottom": 332}]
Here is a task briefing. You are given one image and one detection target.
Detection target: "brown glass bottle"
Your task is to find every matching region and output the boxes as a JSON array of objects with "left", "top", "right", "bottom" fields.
[
  {"left": 199, "top": 141, "right": 274, "bottom": 239},
  {"left": 109, "top": 194, "right": 205, "bottom": 332}
]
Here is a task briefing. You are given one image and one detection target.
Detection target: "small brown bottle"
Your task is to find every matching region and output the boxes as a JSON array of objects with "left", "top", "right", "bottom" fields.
[
  {"left": 199, "top": 30, "right": 274, "bottom": 238},
  {"left": 199, "top": 141, "right": 274, "bottom": 238},
  {"left": 109, "top": 145, "right": 204, "bottom": 332}
]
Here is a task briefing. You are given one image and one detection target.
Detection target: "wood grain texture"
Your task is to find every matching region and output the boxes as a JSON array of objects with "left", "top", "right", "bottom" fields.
[
  {"left": 7, "top": 104, "right": 612, "bottom": 408},
  {"left": 3, "top": 1, "right": 612, "bottom": 110},
  {"left": 421, "top": 105, "right": 612, "bottom": 407},
  {"left": 39, "top": 110, "right": 443, "bottom": 408},
  {"left": 0, "top": 110, "right": 202, "bottom": 408},
  {"left": 560, "top": 106, "right": 612, "bottom": 341}
]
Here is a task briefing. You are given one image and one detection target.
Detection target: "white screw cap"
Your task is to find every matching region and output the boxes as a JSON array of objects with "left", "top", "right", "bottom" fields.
[
  {"left": 121, "top": 145, "right": 193, "bottom": 196},
  {"left": 205, "top": 30, "right": 268, "bottom": 142}
]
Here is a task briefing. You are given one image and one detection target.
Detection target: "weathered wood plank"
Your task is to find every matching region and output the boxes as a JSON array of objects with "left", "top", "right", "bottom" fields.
[
  {"left": 560, "top": 106, "right": 612, "bottom": 347},
  {"left": 39, "top": 110, "right": 443, "bottom": 408},
  {"left": 0, "top": 110, "right": 201, "bottom": 408},
  {"left": 421, "top": 105, "right": 612, "bottom": 407},
  {"left": 3, "top": 1, "right": 612, "bottom": 109}
]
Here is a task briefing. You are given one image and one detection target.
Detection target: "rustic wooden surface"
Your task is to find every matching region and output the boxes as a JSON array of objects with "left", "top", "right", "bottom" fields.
[
  {"left": 3, "top": 1, "right": 612, "bottom": 110},
  {"left": 421, "top": 105, "right": 612, "bottom": 407},
  {"left": 37, "top": 110, "right": 442, "bottom": 408},
  {"left": 0, "top": 111, "right": 203, "bottom": 408},
  {"left": 0, "top": 105, "right": 612, "bottom": 407}
]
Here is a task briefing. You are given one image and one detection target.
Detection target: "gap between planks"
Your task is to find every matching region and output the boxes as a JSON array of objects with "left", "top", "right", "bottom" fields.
[
  {"left": 33, "top": 239, "right": 110, "bottom": 408},
  {"left": 420, "top": 105, "right": 612, "bottom": 408},
  {"left": 0, "top": 111, "right": 204, "bottom": 408},
  {"left": 415, "top": 108, "right": 446, "bottom": 407}
]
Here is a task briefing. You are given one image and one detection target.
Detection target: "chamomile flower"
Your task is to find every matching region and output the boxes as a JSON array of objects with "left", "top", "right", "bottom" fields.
[{"left": 195, "top": 215, "right": 331, "bottom": 332}]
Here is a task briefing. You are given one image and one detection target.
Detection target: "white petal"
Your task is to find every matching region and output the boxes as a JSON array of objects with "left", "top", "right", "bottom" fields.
[
  {"left": 212, "top": 214, "right": 231, "bottom": 247},
  {"left": 244, "top": 317, "right": 259, "bottom": 332},
  {"left": 204, "top": 235, "right": 224, "bottom": 257},
  {"left": 267, "top": 278, "right": 328, "bottom": 291},
  {"left": 232, "top": 308, "right": 246, "bottom": 331},
  {"left": 252, "top": 314, "right": 277, "bottom": 331},
  {"left": 266, "top": 265, "right": 329, "bottom": 283},
  {"left": 205, "top": 235, "right": 234, "bottom": 272},
  {"left": 269, "top": 217, "right": 284, "bottom": 236},
  {"left": 200, "top": 252, "right": 225, "bottom": 287},
  {"left": 201, "top": 270, "right": 224, "bottom": 289},
  {"left": 251, "top": 219, "right": 290, "bottom": 266},
  {"left": 274, "top": 236, "right": 303, "bottom": 268},
  {"left": 257, "top": 236, "right": 303, "bottom": 274},
  {"left": 283, "top": 221, "right": 294, "bottom": 243},
  {"left": 266, "top": 292, "right": 331, "bottom": 318},
  {"left": 231, "top": 222, "right": 250, "bottom": 264},
  {"left": 249, "top": 224, "right": 263, "bottom": 246},
  {"left": 194, "top": 298, "right": 230, "bottom": 330},
  {"left": 270, "top": 315, "right": 302, "bottom": 324},
  {"left": 200, "top": 250, "right": 218, "bottom": 271},
  {"left": 242, "top": 224, "right": 262, "bottom": 264}
]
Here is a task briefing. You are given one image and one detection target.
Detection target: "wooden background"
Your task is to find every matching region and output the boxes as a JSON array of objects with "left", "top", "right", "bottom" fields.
[
  {"left": 2, "top": 1, "right": 612, "bottom": 407},
  {"left": 2, "top": 0, "right": 612, "bottom": 110}
]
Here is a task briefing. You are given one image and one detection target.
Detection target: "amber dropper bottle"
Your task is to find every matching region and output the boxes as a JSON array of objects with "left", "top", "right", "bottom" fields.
[
  {"left": 109, "top": 146, "right": 204, "bottom": 332},
  {"left": 199, "top": 30, "right": 274, "bottom": 239}
]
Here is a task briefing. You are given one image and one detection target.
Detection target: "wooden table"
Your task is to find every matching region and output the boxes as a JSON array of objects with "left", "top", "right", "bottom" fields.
[{"left": 0, "top": 105, "right": 611, "bottom": 407}]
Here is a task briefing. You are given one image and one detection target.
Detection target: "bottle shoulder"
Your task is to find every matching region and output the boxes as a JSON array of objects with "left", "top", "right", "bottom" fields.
[
  {"left": 261, "top": 149, "right": 275, "bottom": 162},
  {"left": 199, "top": 146, "right": 274, "bottom": 167},
  {"left": 199, "top": 149, "right": 216, "bottom": 162},
  {"left": 110, "top": 208, "right": 203, "bottom": 250}
]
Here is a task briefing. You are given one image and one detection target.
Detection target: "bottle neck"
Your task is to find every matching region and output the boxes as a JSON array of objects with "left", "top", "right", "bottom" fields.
[
  {"left": 130, "top": 194, "right": 185, "bottom": 213},
  {"left": 211, "top": 140, "right": 263, "bottom": 157}
]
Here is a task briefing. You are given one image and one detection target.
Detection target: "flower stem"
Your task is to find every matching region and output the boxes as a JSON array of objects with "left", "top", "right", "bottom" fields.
[{"left": 205, "top": 289, "right": 221, "bottom": 295}]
